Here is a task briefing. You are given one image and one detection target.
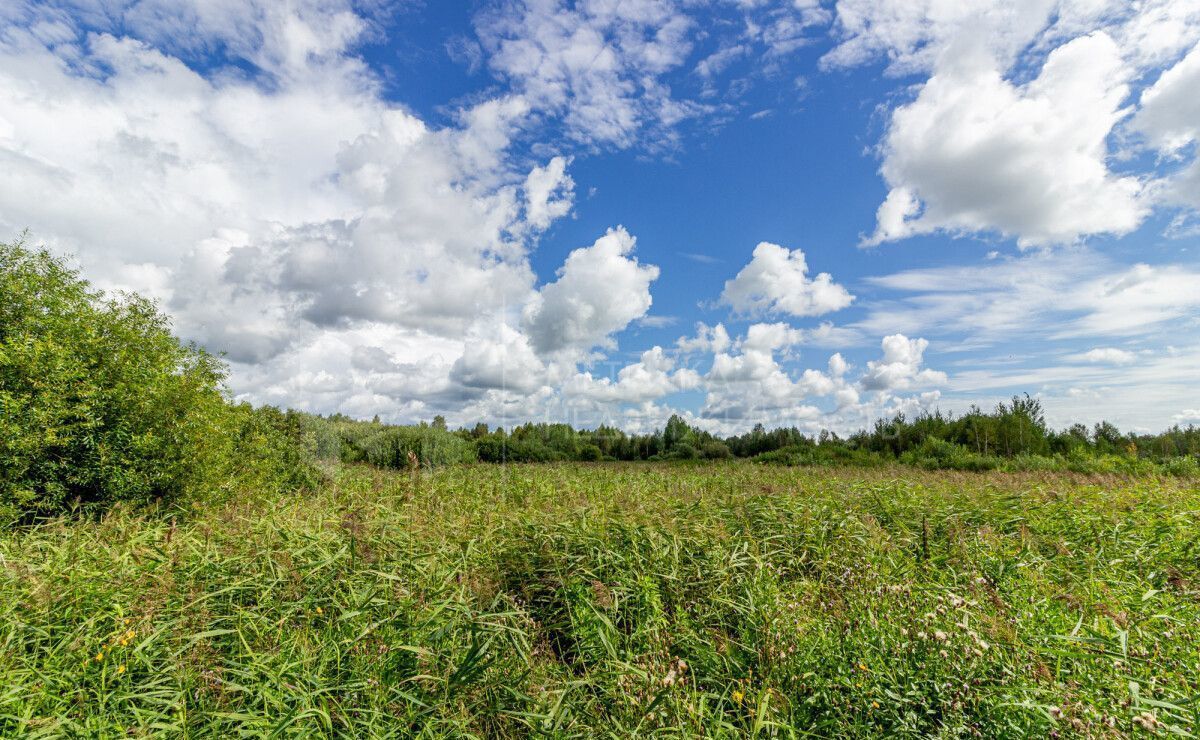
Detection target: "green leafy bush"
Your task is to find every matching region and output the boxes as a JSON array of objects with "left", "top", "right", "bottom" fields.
[
  {"left": 1, "top": 238, "right": 234, "bottom": 519},
  {"left": 1160, "top": 455, "right": 1200, "bottom": 477},
  {"left": 900, "top": 437, "right": 999, "bottom": 471},
  {"left": 753, "top": 444, "right": 886, "bottom": 468},
  {"left": 666, "top": 442, "right": 700, "bottom": 460},
  {"left": 577, "top": 443, "right": 604, "bottom": 462},
  {"left": 341, "top": 424, "right": 478, "bottom": 468},
  {"left": 226, "top": 404, "right": 326, "bottom": 494},
  {"left": 0, "top": 238, "right": 323, "bottom": 520}
]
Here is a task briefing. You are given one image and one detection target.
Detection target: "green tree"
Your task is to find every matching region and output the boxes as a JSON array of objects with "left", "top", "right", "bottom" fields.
[{"left": 663, "top": 414, "right": 690, "bottom": 452}]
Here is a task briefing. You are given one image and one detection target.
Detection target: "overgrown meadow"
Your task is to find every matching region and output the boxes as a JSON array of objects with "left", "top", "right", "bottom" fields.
[{"left": 3, "top": 463, "right": 1197, "bottom": 737}]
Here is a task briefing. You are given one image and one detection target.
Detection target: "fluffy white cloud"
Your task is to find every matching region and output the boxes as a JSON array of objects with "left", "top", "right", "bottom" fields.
[
  {"left": 450, "top": 323, "right": 549, "bottom": 394},
  {"left": 865, "top": 33, "right": 1146, "bottom": 247},
  {"left": 860, "top": 335, "right": 947, "bottom": 391},
  {"left": 523, "top": 156, "right": 575, "bottom": 231},
  {"left": 229, "top": 324, "right": 467, "bottom": 422},
  {"left": 825, "top": 0, "right": 1200, "bottom": 246},
  {"left": 720, "top": 242, "right": 854, "bottom": 317},
  {"left": 0, "top": 1, "right": 592, "bottom": 424},
  {"left": 1115, "top": 0, "right": 1200, "bottom": 68},
  {"left": 676, "top": 322, "right": 732, "bottom": 354},
  {"left": 1135, "top": 43, "right": 1200, "bottom": 208},
  {"left": 563, "top": 346, "right": 700, "bottom": 404},
  {"left": 828, "top": 352, "right": 849, "bottom": 377},
  {"left": 0, "top": 20, "right": 564, "bottom": 353},
  {"left": 709, "top": 347, "right": 786, "bottom": 384},
  {"left": 522, "top": 227, "right": 660, "bottom": 355},
  {"left": 704, "top": 323, "right": 826, "bottom": 421},
  {"left": 698, "top": 323, "right": 943, "bottom": 426},
  {"left": 1136, "top": 44, "right": 1200, "bottom": 152},
  {"left": 739, "top": 322, "right": 807, "bottom": 352}
]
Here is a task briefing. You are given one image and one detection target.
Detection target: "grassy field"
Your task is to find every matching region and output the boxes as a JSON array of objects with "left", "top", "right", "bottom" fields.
[{"left": 1, "top": 463, "right": 1198, "bottom": 737}]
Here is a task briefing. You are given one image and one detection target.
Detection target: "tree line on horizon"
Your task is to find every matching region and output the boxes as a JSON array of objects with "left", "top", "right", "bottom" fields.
[
  {"left": 3, "top": 235, "right": 1197, "bottom": 521},
  {"left": 306, "top": 396, "right": 1199, "bottom": 474}
]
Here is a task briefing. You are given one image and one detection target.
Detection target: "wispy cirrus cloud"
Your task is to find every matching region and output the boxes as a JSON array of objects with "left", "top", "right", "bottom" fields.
[{"left": 858, "top": 250, "right": 1200, "bottom": 343}]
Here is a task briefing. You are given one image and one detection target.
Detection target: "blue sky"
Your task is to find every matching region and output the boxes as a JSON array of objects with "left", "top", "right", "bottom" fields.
[{"left": 1, "top": 0, "right": 1198, "bottom": 434}]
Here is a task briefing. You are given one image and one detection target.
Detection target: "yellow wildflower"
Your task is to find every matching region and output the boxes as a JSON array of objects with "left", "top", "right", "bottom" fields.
[
  {"left": 315, "top": 606, "right": 324, "bottom": 615},
  {"left": 95, "top": 652, "right": 104, "bottom": 662},
  {"left": 732, "top": 690, "right": 744, "bottom": 705},
  {"left": 117, "top": 664, "right": 126, "bottom": 674}
]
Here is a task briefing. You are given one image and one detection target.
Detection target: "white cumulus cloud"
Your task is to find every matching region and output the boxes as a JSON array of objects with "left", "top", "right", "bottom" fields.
[
  {"left": 563, "top": 346, "right": 701, "bottom": 404},
  {"left": 0, "top": 0, "right": 584, "bottom": 423},
  {"left": 522, "top": 227, "right": 660, "bottom": 356},
  {"left": 865, "top": 32, "right": 1146, "bottom": 247},
  {"left": 1135, "top": 43, "right": 1200, "bottom": 209},
  {"left": 825, "top": 0, "right": 1200, "bottom": 246},
  {"left": 720, "top": 242, "right": 854, "bottom": 318},
  {"left": 860, "top": 335, "right": 948, "bottom": 391}
]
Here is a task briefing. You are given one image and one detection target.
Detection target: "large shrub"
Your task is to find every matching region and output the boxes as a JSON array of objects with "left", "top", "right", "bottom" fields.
[
  {"left": 226, "top": 405, "right": 327, "bottom": 494},
  {"left": 900, "top": 437, "right": 999, "bottom": 472},
  {"left": 335, "top": 422, "right": 477, "bottom": 468},
  {"left": 1, "top": 237, "right": 235, "bottom": 519}
]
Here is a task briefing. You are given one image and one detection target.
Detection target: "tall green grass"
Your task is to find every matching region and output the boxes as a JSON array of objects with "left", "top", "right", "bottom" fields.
[{"left": 2, "top": 463, "right": 1197, "bottom": 737}]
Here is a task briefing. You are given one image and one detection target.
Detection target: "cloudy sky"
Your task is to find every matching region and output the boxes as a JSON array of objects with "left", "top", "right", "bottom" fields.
[{"left": 2, "top": 0, "right": 1198, "bottom": 435}]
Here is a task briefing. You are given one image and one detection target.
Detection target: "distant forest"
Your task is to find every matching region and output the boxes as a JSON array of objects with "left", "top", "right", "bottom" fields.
[{"left": 303, "top": 395, "right": 1200, "bottom": 477}]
